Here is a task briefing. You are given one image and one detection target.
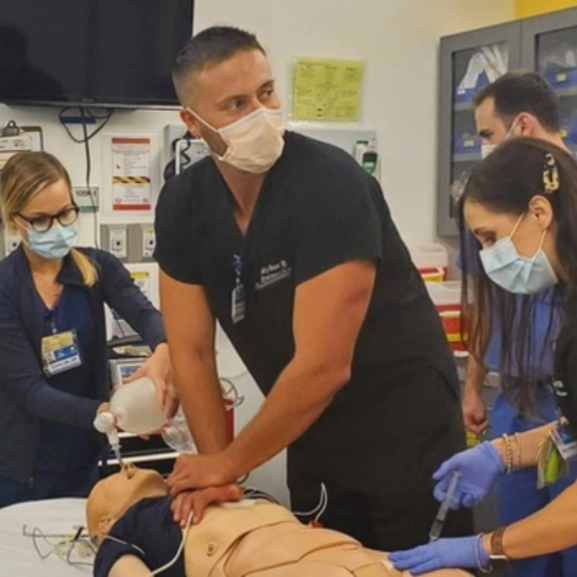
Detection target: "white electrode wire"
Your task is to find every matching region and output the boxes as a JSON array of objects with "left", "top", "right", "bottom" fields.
[
  {"left": 242, "top": 486, "right": 281, "bottom": 504},
  {"left": 148, "top": 510, "right": 193, "bottom": 576},
  {"left": 103, "top": 534, "right": 146, "bottom": 556},
  {"left": 25, "top": 525, "right": 96, "bottom": 566},
  {"left": 292, "top": 482, "right": 328, "bottom": 522}
]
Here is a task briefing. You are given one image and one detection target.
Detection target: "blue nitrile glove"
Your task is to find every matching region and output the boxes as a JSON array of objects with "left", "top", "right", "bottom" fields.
[
  {"left": 433, "top": 441, "right": 505, "bottom": 509},
  {"left": 389, "top": 536, "right": 490, "bottom": 575}
]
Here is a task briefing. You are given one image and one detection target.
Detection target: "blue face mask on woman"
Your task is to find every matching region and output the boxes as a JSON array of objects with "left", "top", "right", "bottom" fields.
[
  {"left": 27, "top": 222, "right": 78, "bottom": 260},
  {"left": 479, "top": 213, "right": 558, "bottom": 295}
]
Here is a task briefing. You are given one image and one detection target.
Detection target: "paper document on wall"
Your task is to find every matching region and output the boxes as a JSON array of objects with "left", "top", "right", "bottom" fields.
[
  {"left": 291, "top": 58, "right": 364, "bottom": 122},
  {"left": 0, "top": 126, "right": 42, "bottom": 170},
  {"left": 111, "top": 137, "right": 152, "bottom": 211}
]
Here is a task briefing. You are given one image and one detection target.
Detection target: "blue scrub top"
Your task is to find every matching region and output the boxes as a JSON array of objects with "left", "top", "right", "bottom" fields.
[{"left": 35, "top": 286, "right": 100, "bottom": 474}]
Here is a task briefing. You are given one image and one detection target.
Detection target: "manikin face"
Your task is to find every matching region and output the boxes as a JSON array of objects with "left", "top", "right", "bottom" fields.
[{"left": 86, "top": 464, "right": 167, "bottom": 545}]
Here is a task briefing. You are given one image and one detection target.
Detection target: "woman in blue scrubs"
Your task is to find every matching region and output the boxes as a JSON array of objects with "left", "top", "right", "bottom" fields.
[
  {"left": 0, "top": 151, "right": 170, "bottom": 507},
  {"left": 390, "top": 139, "right": 577, "bottom": 574}
]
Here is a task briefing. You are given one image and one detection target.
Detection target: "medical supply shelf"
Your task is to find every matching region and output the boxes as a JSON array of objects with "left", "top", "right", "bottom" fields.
[{"left": 438, "top": 7, "right": 577, "bottom": 237}]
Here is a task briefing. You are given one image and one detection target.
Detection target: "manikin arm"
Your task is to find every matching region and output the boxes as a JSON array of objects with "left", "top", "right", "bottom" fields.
[{"left": 108, "top": 555, "right": 151, "bottom": 577}]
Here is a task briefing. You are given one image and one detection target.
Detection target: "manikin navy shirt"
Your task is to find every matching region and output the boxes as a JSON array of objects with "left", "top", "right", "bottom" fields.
[{"left": 94, "top": 496, "right": 183, "bottom": 577}]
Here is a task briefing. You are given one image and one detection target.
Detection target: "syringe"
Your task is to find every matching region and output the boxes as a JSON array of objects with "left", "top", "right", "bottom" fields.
[{"left": 429, "top": 471, "right": 461, "bottom": 542}]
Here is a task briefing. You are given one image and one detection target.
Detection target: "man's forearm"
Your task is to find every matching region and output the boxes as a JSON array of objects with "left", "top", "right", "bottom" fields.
[
  {"left": 108, "top": 555, "right": 151, "bottom": 577},
  {"left": 222, "top": 359, "right": 346, "bottom": 478},
  {"left": 464, "top": 354, "right": 485, "bottom": 392},
  {"left": 173, "top": 354, "right": 229, "bottom": 454}
]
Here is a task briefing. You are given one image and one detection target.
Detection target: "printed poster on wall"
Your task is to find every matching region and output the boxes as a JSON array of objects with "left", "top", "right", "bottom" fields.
[
  {"left": 291, "top": 57, "right": 365, "bottom": 122},
  {"left": 111, "top": 137, "right": 152, "bottom": 211}
]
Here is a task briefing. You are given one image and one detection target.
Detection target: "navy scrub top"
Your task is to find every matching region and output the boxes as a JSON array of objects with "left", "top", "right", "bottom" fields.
[{"left": 35, "top": 286, "right": 100, "bottom": 474}]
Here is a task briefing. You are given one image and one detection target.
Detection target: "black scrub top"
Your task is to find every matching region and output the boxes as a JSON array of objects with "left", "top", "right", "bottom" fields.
[
  {"left": 553, "top": 294, "right": 577, "bottom": 438},
  {"left": 154, "top": 131, "right": 459, "bottom": 480}
]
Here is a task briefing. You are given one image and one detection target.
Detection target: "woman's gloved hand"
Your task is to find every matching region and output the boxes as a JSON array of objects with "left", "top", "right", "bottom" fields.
[
  {"left": 433, "top": 441, "right": 505, "bottom": 509},
  {"left": 389, "top": 536, "right": 489, "bottom": 575}
]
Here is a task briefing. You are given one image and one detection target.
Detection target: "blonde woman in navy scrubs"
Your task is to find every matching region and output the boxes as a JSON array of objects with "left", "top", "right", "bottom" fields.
[{"left": 0, "top": 151, "right": 170, "bottom": 507}]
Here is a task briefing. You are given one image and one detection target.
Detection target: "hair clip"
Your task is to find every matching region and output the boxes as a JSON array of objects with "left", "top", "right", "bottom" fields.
[{"left": 543, "top": 153, "right": 560, "bottom": 193}]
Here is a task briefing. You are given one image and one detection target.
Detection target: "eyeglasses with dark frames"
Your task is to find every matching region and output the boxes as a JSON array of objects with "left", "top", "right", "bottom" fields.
[{"left": 14, "top": 205, "right": 80, "bottom": 233}]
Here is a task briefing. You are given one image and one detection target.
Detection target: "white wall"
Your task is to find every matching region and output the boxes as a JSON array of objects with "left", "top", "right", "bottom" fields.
[
  {"left": 196, "top": 0, "right": 516, "bottom": 245},
  {"left": 1, "top": 0, "right": 516, "bottom": 500},
  {"left": 0, "top": 0, "right": 515, "bottom": 247}
]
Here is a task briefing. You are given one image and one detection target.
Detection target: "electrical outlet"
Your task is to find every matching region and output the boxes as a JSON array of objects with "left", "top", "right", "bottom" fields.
[
  {"left": 73, "top": 186, "right": 100, "bottom": 212},
  {"left": 142, "top": 227, "right": 156, "bottom": 258},
  {"left": 100, "top": 224, "right": 128, "bottom": 260},
  {"left": 127, "top": 223, "right": 155, "bottom": 262}
]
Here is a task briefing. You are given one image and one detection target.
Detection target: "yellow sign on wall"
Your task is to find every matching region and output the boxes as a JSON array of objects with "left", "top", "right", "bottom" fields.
[
  {"left": 516, "top": 0, "right": 577, "bottom": 18},
  {"left": 291, "top": 58, "right": 365, "bottom": 122}
]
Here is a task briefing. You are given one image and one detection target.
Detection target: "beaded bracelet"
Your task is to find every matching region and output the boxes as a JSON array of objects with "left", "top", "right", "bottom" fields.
[{"left": 502, "top": 433, "right": 514, "bottom": 474}]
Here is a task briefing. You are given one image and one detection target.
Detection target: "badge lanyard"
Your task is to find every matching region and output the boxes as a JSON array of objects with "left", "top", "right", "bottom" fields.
[
  {"left": 231, "top": 253, "right": 246, "bottom": 324},
  {"left": 41, "top": 310, "right": 83, "bottom": 377}
]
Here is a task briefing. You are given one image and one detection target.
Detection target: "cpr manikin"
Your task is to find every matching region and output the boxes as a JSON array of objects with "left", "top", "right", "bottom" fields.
[{"left": 87, "top": 464, "right": 472, "bottom": 577}]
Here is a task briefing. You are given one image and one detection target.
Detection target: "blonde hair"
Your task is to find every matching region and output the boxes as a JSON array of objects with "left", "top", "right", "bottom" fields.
[{"left": 0, "top": 151, "right": 97, "bottom": 287}]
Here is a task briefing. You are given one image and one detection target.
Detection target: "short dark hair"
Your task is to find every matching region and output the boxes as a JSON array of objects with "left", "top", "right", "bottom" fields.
[
  {"left": 172, "top": 26, "right": 265, "bottom": 103},
  {"left": 473, "top": 71, "right": 561, "bottom": 133}
]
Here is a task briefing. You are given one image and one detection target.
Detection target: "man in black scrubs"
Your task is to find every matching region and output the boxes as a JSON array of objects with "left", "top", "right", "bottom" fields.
[{"left": 155, "top": 25, "right": 471, "bottom": 550}]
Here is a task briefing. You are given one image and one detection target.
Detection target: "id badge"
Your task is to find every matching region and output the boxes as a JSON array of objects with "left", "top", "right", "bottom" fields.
[
  {"left": 551, "top": 423, "right": 577, "bottom": 462},
  {"left": 231, "top": 283, "right": 246, "bottom": 324},
  {"left": 41, "top": 330, "right": 83, "bottom": 377},
  {"left": 536, "top": 435, "right": 567, "bottom": 488}
]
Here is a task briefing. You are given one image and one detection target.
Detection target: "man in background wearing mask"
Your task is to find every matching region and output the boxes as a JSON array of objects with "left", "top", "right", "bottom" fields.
[
  {"left": 462, "top": 70, "right": 577, "bottom": 577},
  {"left": 154, "top": 26, "right": 472, "bottom": 551}
]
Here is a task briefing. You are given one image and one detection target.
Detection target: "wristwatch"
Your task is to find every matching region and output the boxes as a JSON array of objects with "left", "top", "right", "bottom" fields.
[{"left": 489, "top": 527, "right": 510, "bottom": 563}]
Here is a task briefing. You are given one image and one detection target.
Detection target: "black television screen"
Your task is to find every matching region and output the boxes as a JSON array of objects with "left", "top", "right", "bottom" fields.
[{"left": 0, "top": 0, "right": 193, "bottom": 109}]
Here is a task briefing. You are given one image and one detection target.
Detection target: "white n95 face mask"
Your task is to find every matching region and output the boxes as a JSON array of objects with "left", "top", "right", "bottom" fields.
[
  {"left": 188, "top": 106, "right": 285, "bottom": 174},
  {"left": 480, "top": 119, "right": 518, "bottom": 160},
  {"left": 479, "top": 214, "right": 558, "bottom": 295},
  {"left": 481, "top": 144, "right": 497, "bottom": 159}
]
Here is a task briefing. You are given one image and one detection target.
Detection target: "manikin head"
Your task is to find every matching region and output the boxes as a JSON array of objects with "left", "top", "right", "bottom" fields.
[{"left": 86, "top": 463, "right": 168, "bottom": 545}]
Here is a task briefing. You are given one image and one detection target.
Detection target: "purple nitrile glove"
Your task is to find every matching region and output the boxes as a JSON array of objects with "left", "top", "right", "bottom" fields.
[
  {"left": 389, "top": 535, "right": 490, "bottom": 575},
  {"left": 433, "top": 441, "right": 505, "bottom": 509}
]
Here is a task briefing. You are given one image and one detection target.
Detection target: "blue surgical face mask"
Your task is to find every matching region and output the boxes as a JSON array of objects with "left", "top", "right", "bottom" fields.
[
  {"left": 27, "top": 222, "right": 78, "bottom": 260},
  {"left": 479, "top": 214, "right": 558, "bottom": 295}
]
